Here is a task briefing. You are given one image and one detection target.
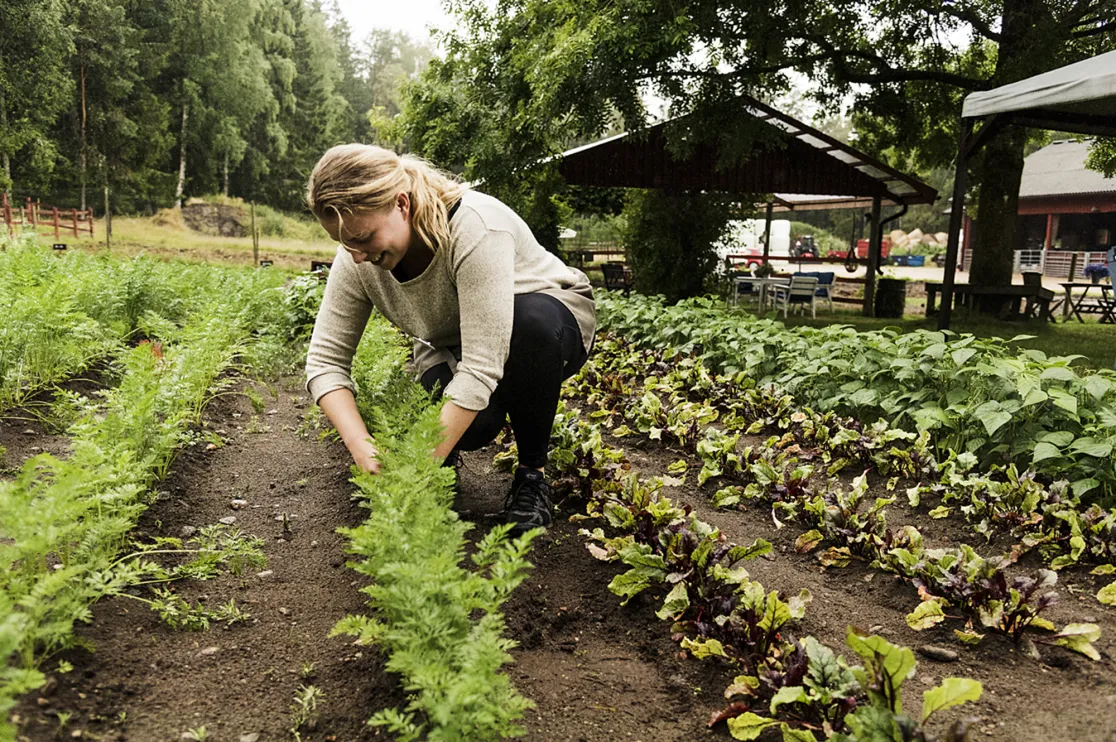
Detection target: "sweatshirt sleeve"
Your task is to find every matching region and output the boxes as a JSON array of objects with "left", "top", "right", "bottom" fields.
[
  {"left": 305, "top": 249, "right": 374, "bottom": 404},
  {"left": 442, "top": 230, "right": 516, "bottom": 411}
]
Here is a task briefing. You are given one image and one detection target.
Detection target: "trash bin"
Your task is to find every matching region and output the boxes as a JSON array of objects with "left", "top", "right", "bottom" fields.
[
  {"left": 875, "top": 278, "right": 907, "bottom": 318},
  {"left": 908, "top": 255, "right": 926, "bottom": 267},
  {"left": 892, "top": 255, "right": 910, "bottom": 266}
]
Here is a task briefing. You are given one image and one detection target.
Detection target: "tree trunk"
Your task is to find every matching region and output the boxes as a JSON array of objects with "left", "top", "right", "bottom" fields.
[
  {"left": 80, "top": 59, "right": 88, "bottom": 212},
  {"left": 0, "top": 90, "right": 10, "bottom": 196},
  {"left": 223, "top": 151, "right": 229, "bottom": 198},
  {"left": 969, "top": 129, "right": 1028, "bottom": 288},
  {"left": 174, "top": 100, "right": 190, "bottom": 208},
  {"left": 968, "top": 0, "right": 1058, "bottom": 292}
]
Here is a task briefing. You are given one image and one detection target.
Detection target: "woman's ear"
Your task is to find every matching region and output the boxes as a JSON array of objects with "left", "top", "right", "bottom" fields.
[{"left": 397, "top": 192, "right": 410, "bottom": 220}]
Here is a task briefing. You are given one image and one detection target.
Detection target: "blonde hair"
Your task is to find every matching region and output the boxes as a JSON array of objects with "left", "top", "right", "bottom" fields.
[{"left": 306, "top": 144, "right": 465, "bottom": 252}]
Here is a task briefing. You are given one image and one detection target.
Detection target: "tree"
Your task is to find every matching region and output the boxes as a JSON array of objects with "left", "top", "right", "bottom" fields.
[
  {"left": 404, "top": 0, "right": 1116, "bottom": 286},
  {"left": 364, "top": 29, "right": 434, "bottom": 150},
  {"left": 0, "top": 0, "right": 73, "bottom": 196}
]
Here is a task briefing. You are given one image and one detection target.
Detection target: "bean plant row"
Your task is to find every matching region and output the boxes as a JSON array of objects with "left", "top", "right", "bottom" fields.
[{"left": 598, "top": 293, "right": 1116, "bottom": 502}]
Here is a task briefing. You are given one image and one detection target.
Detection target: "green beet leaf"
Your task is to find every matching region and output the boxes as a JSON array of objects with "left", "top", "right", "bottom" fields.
[
  {"left": 726, "top": 712, "right": 779, "bottom": 741},
  {"left": 906, "top": 600, "right": 946, "bottom": 631},
  {"left": 922, "top": 677, "right": 982, "bottom": 722}
]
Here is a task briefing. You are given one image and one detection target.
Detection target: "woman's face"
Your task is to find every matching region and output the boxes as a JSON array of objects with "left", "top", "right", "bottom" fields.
[{"left": 318, "top": 192, "right": 414, "bottom": 270}]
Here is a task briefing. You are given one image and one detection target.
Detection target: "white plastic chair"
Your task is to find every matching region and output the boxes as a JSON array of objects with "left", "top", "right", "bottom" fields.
[{"left": 771, "top": 276, "right": 819, "bottom": 318}]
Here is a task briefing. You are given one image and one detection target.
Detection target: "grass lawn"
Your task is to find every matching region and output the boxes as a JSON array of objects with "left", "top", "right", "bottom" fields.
[{"left": 41, "top": 216, "right": 336, "bottom": 271}]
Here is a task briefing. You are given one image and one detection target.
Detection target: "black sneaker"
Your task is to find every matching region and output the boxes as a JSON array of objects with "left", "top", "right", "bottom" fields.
[{"left": 503, "top": 468, "right": 553, "bottom": 535}]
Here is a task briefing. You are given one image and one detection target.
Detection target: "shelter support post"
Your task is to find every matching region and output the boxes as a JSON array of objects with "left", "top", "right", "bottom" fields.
[
  {"left": 862, "top": 195, "right": 882, "bottom": 316},
  {"left": 939, "top": 118, "right": 975, "bottom": 331},
  {"left": 762, "top": 201, "right": 773, "bottom": 261}
]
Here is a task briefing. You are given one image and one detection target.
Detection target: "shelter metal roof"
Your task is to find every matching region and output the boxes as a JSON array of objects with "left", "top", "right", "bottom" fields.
[
  {"left": 1019, "top": 139, "right": 1116, "bottom": 199},
  {"left": 557, "top": 96, "right": 937, "bottom": 208}
]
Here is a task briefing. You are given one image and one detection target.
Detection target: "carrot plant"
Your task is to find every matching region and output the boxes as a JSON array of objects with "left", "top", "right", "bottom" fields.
[
  {"left": 1, "top": 255, "right": 292, "bottom": 740},
  {"left": 331, "top": 318, "right": 539, "bottom": 740}
]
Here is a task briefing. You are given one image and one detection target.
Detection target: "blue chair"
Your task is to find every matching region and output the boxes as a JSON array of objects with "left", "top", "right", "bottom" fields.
[{"left": 794, "top": 271, "right": 835, "bottom": 311}]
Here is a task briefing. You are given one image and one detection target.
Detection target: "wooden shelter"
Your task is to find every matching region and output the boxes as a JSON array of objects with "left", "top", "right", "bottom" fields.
[{"left": 557, "top": 96, "right": 937, "bottom": 314}]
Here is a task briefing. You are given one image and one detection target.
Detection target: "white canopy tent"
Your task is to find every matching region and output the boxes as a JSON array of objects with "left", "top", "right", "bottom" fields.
[{"left": 939, "top": 50, "right": 1116, "bottom": 329}]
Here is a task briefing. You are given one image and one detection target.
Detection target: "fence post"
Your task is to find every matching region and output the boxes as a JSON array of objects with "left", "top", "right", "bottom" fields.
[
  {"left": 251, "top": 201, "right": 258, "bottom": 265},
  {"left": 71, "top": 209, "right": 79, "bottom": 238},
  {"left": 2, "top": 192, "right": 11, "bottom": 237},
  {"left": 25, "top": 197, "right": 33, "bottom": 226},
  {"left": 53, "top": 206, "right": 60, "bottom": 240},
  {"left": 1069, "top": 253, "right": 1079, "bottom": 282}
]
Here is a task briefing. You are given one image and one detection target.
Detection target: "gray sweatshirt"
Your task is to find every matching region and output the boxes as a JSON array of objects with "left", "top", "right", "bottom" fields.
[{"left": 305, "top": 189, "right": 596, "bottom": 411}]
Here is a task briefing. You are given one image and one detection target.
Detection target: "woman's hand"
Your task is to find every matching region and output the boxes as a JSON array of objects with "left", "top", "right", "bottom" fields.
[
  {"left": 348, "top": 436, "right": 382, "bottom": 474},
  {"left": 317, "top": 388, "right": 381, "bottom": 474}
]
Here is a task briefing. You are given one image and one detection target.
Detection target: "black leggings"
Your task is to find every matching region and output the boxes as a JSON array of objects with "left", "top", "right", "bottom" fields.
[{"left": 420, "top": 293, "right": 588, "bottom": 469}]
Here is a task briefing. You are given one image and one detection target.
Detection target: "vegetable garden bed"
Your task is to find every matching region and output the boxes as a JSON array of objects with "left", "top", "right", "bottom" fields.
[{"left": 8, "top": 251, "right": 1116, "bottom": 741}]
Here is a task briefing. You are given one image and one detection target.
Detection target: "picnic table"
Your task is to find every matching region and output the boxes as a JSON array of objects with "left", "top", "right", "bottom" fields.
[
  {"left": 924, "top": 282, "right": 1056, "bottom": 322},
  {"left": 1058, "top": 282, "right": 1116, "bottom": 323},
  {"left": 568, "top": 248, "right": 626, "bottom": 268}
]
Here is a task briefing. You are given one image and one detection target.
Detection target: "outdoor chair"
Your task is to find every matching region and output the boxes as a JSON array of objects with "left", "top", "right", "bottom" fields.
[
  {"left": 772, "top": 275, "right": 819, "bottom": 318},
  {"left": 796, "top": 271, "right": 835, "bottom": 311}
]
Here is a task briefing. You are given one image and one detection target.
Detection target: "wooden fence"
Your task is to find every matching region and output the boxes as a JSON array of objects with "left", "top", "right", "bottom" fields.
[{"left": 2, "top": 193, "right": 94, "bottom": 240}]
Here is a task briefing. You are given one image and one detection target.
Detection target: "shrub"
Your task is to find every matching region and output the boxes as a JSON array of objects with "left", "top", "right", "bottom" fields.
[{"left": 623, "top": 189, "right": 737, "bottom": 303}]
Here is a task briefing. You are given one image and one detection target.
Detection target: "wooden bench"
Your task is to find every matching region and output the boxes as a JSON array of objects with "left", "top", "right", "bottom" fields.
[
  {"left": 925, "top": 282, "right": 1055, "bottom": 322},
  {"left": 601, "top": 263, "right": 634, "bottom": 294}
]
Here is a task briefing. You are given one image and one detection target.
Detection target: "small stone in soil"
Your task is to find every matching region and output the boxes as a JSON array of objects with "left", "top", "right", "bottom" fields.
[
  {"left": 240, "top": 734, "right": 261, "bottom": 742},
  {"left": 218, "top": 516, "right": 237, "bottom": 525},
  {"left": 256, "top": 570, "right": 274, "bottom": 578},
  {"left": 22, "top": 428, "right": 35, "bottom": 435},
  {"left": 279, "top": 607, "right": 290, "bottom": 616},
  {"left": 310, "top": 540, "right": 319, "bottom": 548},
  {"left": 199, "top": 646, "right": 219, "bottom": 656},
  {"left": 180, "top": 526, "right": 197, "bottom": 538},
  {"left": 918, "top": 645, "right": 959, "bottom": 662},
  {"left": 230, "top": 499, "right": 249, "bottom": 510}
]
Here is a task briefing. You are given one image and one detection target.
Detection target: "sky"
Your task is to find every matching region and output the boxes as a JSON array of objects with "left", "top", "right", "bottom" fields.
[{"left": 334, "top": 0, "right": 455, "bottom": 46}]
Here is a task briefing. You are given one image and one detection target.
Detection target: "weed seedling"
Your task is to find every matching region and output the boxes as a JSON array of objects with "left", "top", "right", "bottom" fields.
[
  {"left": 244, "top": 388, "right": 266, "bottom": 413},
  {"left": 289, "top": 684, "right": 324, "bottom": 741},
  {"left": 183, "top": 726, "right": 209, "bottom": 741}
]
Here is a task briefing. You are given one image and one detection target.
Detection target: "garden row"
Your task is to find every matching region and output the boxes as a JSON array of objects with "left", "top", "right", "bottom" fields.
[
  {"left": 597, "top": 293, "right": 1116, "bottom": 502},
  {"left": 0, "top": 235, "right": 296, "bottom": 413},
  {"left": 565, "top": 334, "right": 1108, "bottom": 654},
  {"left": 325, "top": 315, "right": 542, "bottom": 739},
  {"left": 1, "top": 243, "right": 296, "bottom": 741},
  {"left": 490, "top": 400, "right": 988, "bottom": 740}
]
